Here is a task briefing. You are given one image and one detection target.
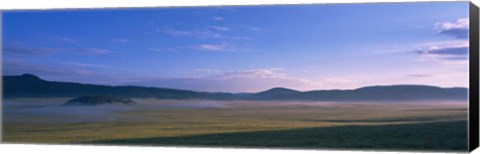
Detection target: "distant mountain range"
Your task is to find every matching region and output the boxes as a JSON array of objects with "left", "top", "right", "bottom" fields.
[{"left": 3, "top": 74, "right": 468, "bottom": 101}]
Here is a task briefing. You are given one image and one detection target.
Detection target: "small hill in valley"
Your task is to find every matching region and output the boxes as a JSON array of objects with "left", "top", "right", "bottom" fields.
[
  {"left": 251, "top": 87, "right": 300, "bottom": 99},
  {"left": 63, "top": 95, "right": 136, "bottom": 106}
]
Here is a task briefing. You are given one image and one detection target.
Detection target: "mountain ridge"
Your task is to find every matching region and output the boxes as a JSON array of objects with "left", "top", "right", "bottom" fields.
[{"left": 2, "top": 74, "right": 468, "bottom": 101}]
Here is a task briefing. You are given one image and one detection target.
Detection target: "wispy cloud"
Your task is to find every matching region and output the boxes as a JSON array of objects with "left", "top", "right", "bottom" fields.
[
  {"left": 208, "top": 26, "right": 230, "bottom": 31},
  {"left": 229, "top": 36, "right": 252, "bottom": 40},
  {"left": 63, "top": 62, "right": 123, "bottom": 70},
  {"left": 77, "top": 48, "right": 113, "bottom": 54},
  {"left": 197, "top": 67, "right": 311, "bottom": 83},
  {"left": 4, "top": 60, "right": 97, "bottom": 78},
  {"left": 406, "top": 74, "right": 431, "bottom": 78},
  {"left": 112, "top": 38, "right": 130, "bottom": 43},
  {"left": 415, "top": 40, "right": 468, "bottom": 48},
  {"left": 195, "top": 30, "right": 223, "bottom": 38},
  {"left": 3, "top": 46, "right": 60, "bottom": 55},
  {"left": 197, "top": 44, "right": 229, "bottom": 51},
  {"left": 213, "top": 16, "right": 224, "bottom": 21},
  {"left": 417, "top": 54, "right": 468, "bottom": 65},
  {"left": 161, "top": 28, "right": 221, "bottom": 38},
  {"left": 441, "top": 56, "right": 468, "bottom": 61},
  {"left": 161, "top": 27, "right": 251, "bottom": 41},
  {"left": 4, "top": 45, "right": 113, "bottom": 55},
  {"left": 435, "top": 17, "right": 468, "bottom": 39},
  {"left": 148, "top": 43, "right": 250, "bottom": 53},
  {"left": 194, "top": 43, "right": 249, "bottom": 52},
  {"left": 3, "top": 59, "right": 131, "bottom": 85},
  {"left": 213, "top": 68, "right": 290, "bottom": 79},
  {"left": 237, "top": 25, "right": 261, "bottom": 31},
  {"left": 411, "top": 38, "right": 468, "bottom": 63},
  {"left": 161, "top": 29, "right": 192, "bottom": 36},
  {"left": 216, "top": 7, "right": 239, "bottom": 12},
  {"left": 52, "top": 36, "right": 80, "bottom": 44},
  {"left": 413, "top": 45, "right": 468, "bottom": 62},
  {"left": 409, "top": 18, "right": 470, "bottom": 63},
  {"left": 148, "top": 48, "right": 177, "bottom": 52},
  {"left": 193, "top": 68, "right": 223, "bottom": 73},
  {"left": 414, "top": 46, "right": 468, "bottom": 56}
]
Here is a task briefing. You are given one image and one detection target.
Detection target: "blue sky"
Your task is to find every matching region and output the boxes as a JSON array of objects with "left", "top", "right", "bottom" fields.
[{"left": 2, "top": 2, "right": 470, "bottom": 92}]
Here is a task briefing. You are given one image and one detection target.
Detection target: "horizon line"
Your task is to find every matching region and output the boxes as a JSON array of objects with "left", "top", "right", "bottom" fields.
[{"left": 3, "top": 73, "right": 469, "bottom": 94}]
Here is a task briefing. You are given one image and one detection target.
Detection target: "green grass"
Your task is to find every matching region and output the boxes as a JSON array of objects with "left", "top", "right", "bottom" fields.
[
  {"left": 2, "top": 99, "right": 468, "bottom": 151},
  {"left": 92, "top": 120, "right": 467, "bottom": 151}
]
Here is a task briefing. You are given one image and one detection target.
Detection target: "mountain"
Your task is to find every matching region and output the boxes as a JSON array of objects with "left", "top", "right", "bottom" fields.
[
  {"left": 250, "top": 87, "right": 300, "bottom": 99},
  {"left": 255, "top": 85, "right": 468, "bottom": 101},
  {"left": 2, "top": 74, "right": 468, "bottom": 101},
  {"left": 3, "top": 74, "right": 237, "bottom": 100}
]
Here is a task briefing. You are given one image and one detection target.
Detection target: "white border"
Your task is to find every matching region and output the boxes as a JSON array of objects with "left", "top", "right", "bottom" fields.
[
  {"left": 0, "top": 0, "right": 478, "bottom": 154},
  {"left": 0, "top": 0, "right": 470, "bottom": 10}
]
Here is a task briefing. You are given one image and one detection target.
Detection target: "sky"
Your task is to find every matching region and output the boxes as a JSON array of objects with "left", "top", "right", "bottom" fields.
[{"left": 2, "top": 2, "right": 470, "bottom": 92}]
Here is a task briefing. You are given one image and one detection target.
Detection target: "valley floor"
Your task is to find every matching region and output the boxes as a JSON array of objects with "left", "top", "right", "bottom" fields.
[{"left": 2, "top": 98, "right": 468, "bottom": 151}]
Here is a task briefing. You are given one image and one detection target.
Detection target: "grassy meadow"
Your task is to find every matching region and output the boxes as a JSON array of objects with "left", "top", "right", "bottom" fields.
[{"left": 2, "top": 98, "right": 468, "bottom": 151}]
